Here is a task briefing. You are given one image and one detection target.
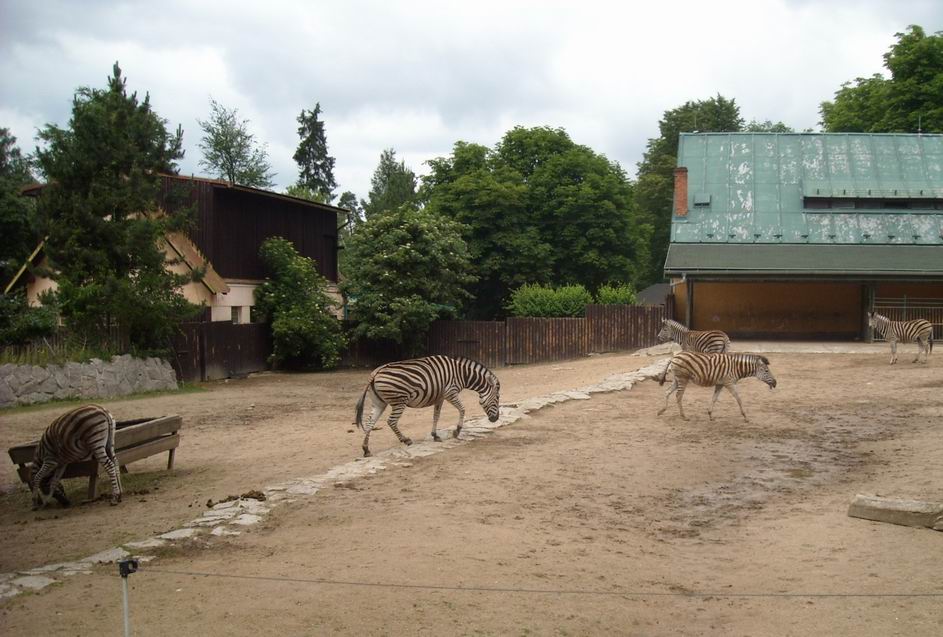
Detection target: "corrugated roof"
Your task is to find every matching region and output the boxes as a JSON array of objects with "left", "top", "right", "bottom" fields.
[
  {"left": 664, "top": 243, "right": 943, "bottom": 278},
  {"left": 672, "top": 133, "right": 943, "bottom": 246}
]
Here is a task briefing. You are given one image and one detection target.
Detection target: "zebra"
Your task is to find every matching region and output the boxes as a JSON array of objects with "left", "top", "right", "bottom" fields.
[
  {"left": 868, "top": 312, "right": 933, "bottom": 364},
  {"left": 30, "top": 404, "right": 122, "bottom": 509},
  {"left": 656, "top": 319, "right": 731, "bottom": 353},
  {"left": 353, "top": 355, "right": 501, "bottom": 457},
  {"left": 657, "top": 352, "right": 777, "bottom": 422}
]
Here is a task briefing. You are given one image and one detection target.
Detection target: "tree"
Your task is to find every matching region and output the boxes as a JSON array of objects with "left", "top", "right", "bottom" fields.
[
  {"left": 635, "top": 95, "right": 743, "bottom": 285},
  {"left": 34, "top": 62, "right": 198, "bottom": 350},
  {"left": 821, "top": 26, "right": 943, "bottom": 133},
  {"left": 0, "top": 128, "right": 37, "bottom": 283},
  {"left": 422, "top": 127, "right": 651, "bottom": 319},
  {"left": 293, "top": 104, "right": 337, "bottom": 202},
  {"left": 255, "top": 237, "right": 346, "bottom": 369},
  {"left": 362, "top": 148, "right": 417, "bottom": 218},
  {"left": 744, "top": 119, "right": 794, "bottom": 132},
  {"left": 284, "top": 184, "right": 328, "bottom": 203},
  {"left": 341, "top": 204, "right": 474, "bottom": 353},
  {"left": 198, "top": 99, "right": 275, "bottom": 188},
  {"left": 336, "top": 190, "right": 363, "bottom": 237}
]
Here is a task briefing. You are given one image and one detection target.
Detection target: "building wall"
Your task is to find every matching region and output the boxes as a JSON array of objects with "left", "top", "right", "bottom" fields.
[
  {"left": 691, "top": 281, "right": 862, "bottom": 338},
  {"left": 875, "top": 282, "right": 943, "bottom": 299}
]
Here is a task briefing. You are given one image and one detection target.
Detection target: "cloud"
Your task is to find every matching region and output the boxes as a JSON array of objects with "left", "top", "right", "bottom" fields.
[{"left": 2, "top": 0, "right": 941, "bottom": 198}]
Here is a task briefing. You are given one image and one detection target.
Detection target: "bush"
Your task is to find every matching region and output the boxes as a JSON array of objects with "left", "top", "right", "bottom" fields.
[
  {"left": 507, "top": 283, "right": 593, "bottom": 317},
  {"left": 255, "top": 237, "right": 346, "bottom": 369},
  {"left": 0, "top": 292, "right": 58, "bottom": 346},
  {"left": 596, "top": 283, "right": 637, "bottom": 305}
]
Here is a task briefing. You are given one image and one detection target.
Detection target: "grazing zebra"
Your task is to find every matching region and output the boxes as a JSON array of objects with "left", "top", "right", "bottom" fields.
[
  {"left": 656, "top": 319, "right": 731, "bottom": 353},
  {"left": 30, "top": 404, "right": 122, "bottom": 509},
  {"left": 657, "top": 352, "right": 777, "bottom": 422},
  {"left": 354, "top": 355, "right": 501, "bottom": 457},
  {"left": 868, "top": 312, "right": 933, "bottom": 364}
]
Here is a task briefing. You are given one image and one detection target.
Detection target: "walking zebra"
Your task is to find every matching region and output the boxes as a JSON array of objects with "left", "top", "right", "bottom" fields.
[
  {"left": 657, "top": 352, "right": 777, "bottom": 422},
  {"left": 354, "top": 355, "right": 501, "bottom": 457},
  {"left": 656, "top": 319, "right": 731, "bottom": 353},
  {"left": 30, "top": 404, "right": 122, "bottom": 509},
  {"left": 868, "top": 312, "right": 933, "bottom": 364}
]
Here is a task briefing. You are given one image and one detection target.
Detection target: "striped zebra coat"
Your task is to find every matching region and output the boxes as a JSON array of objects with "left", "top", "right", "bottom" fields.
[
  {"left": 657, "top": 352, "right": 777, "bottom": 422},
  {"left": 868, "top": 312, "right": 933, "bottom": 364},
  {"left": 354, "top": 355, "right": 501, "bottom": 457},
  {"left": 30, "top": 404, "right": 122, "bottom": 509},
  {"left": 657, "top": 319, "right": 731, "bottom": 353}
]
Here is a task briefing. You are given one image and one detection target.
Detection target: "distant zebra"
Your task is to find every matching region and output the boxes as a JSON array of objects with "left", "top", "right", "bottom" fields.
[
  {"left": 354, "top": 355, "right": 501, "bottom": 457},
  {"left": 657, "top": 352, "right": 777, "bottom": 422},
  {"left": 868, "top": 312, "right": 933, "bottom": 364},
  {"left": 657, "top": 319, "right": 731, "bottom": 353},
  {"left": 30, "top": 404, "right": 122, "bottom": 509}
]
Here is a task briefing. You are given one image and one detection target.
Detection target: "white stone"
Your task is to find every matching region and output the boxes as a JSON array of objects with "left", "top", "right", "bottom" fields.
[
  {"left": 124, "top": 538, "right": 167, "bottom": 549},
  {"left": 211, "top": 526, "right": 241, "bottom": 536},
  {"left": 1, "top": 583, "right": 20, "bottom": 599},
  {"left": 11, "top": 575, "right": 57, "bottom": 590},
  {"left": 159, "top": 528, "right": 198, "bottom": 540},
  {"left": 82, "top": 547, "right": 130, "bottom": 564},
  {"left": 231, "top": 514, "right": 262, "bottom": 526}
]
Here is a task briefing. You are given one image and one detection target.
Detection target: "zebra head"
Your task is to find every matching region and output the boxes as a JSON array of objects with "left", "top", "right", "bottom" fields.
[
  {"left": 753, "top": 355, "right": 777, "bottom": 390},
  {"left": 656, "top": 320, "right": 675, "bottom": 344},
  {"left": 867, "top": 312, "right": 887, "bottom": 334},
  {"left": 479, "top": 371, "right": 501, "bottom": 422}
]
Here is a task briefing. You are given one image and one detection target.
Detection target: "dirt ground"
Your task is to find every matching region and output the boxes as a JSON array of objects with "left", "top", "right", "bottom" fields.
[{"left": 2, "top": 349, "right": 942, "bottom": 636}]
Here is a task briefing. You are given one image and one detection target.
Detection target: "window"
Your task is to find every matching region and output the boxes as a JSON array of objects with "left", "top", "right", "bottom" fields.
[
  {"left": 803, "top": 197, "right": 943, "bottom": 211},
  {"left": 231, "top": 306, "right": 240, "bottom": 324}
]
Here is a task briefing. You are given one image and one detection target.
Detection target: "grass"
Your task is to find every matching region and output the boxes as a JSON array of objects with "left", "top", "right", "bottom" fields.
[{"left": 0, "top": 383, "right": 207, "bottom": 416}]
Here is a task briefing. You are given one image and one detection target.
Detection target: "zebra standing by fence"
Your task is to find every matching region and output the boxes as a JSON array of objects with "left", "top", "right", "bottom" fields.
[
  {"left": 657, "top": 319, "right": 731, "bottom": 353},
  {"left": 657, "top": 352, "right": 777, "bottom": 422},
  {"left": 30, "top": 404, "right": 122, "bottom": 509},
  {"left": 354, "top": 355, "right": 501, "bottom": 457},
  {"left": 868, "top": 312, "right": 933, "bottom": 364}
]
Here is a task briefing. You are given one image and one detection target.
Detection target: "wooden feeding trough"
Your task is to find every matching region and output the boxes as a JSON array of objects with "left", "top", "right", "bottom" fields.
[{"left": 7, "top": 415, "right": 183, "bottom": 501}]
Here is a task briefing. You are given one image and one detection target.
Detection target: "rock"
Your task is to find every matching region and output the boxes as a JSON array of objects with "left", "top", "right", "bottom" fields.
[
  {"left": 11, "top": 575, "right": 56, "bottom": 591},
  {"left": 124, "top": 538, "right": 167, "bottom": 549},
  {"left": 159, "top": 528, "right": 198, "bottom": 540},
  {"left": 81, "top": 547, "right": 130, "bottom": 564},
  {"left": 231, "top": 514, "right": 262, "bottom": 526}
]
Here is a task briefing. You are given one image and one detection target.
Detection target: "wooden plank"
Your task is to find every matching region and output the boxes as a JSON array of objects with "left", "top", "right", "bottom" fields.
[
  {"left": 116, "top": 434, "right": 179, "bottom": 465},
  {"left": 114, "top": 416, "right": 182, "bottom": 449}
]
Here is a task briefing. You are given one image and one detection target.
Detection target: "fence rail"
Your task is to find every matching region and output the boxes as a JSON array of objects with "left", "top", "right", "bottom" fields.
[{"left": 873, "top": 298, "right": 943, "bottom": 340}]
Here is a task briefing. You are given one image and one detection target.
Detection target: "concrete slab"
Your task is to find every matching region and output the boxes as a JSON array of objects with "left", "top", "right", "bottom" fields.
[{"left": 848, "top": 494, "right": 943, "bottom": 530}]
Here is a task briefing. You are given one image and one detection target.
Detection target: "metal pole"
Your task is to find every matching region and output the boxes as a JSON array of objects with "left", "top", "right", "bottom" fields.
[{"left": 118, "top": 558, "right": 139, "bottom": 637}]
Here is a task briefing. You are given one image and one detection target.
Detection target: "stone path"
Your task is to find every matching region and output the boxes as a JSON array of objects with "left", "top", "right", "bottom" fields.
[{"left": 0, "top": 358, "right": 670, "bottom": 600}]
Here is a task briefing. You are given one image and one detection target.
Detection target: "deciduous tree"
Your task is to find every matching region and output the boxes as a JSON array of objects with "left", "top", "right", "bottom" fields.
[
  {"left": 0, "top": 128, "right": 37, "bottom": 283},
  {"left": 198, "top": 99, "right": 275, "bottom": 188}
]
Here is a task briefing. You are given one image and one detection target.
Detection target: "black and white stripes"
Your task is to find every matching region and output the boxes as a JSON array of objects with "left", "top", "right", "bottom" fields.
[
  {"left": 657, "top": 319, "right": 731, "bottom": 353},
  {"left": 354, "top": 355, "right": 501, "bottom": 457},
  {"left": 868, "top": 312, "right": 933, "bottom": 364},
  {"left": 657, "top": 352, "right": 777, "bottom": 422},
  {"left": 30, "top": 404, "right": 122, "bottom": 509}
]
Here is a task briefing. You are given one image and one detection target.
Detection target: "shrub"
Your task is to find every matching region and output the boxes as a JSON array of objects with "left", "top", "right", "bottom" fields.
[
  {"left": 255, "top": 237, "right": 346, "bottom": 369},
  {"left": 507, "top": 283, "right": 593, "bottom": 317},
  {"left": 0, "top": 292, "right": 58, "bottom": 346},
  {"left": 596, "top": 283, "right": 637, "bottom": 305}
]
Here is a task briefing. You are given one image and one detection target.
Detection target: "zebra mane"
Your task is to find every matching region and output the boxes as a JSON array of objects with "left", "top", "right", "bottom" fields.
[{"left": 743, "top": 354, "right": 770, "bottom": 365}]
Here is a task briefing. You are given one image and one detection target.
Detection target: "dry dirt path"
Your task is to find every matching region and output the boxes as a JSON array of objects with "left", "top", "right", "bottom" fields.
[{"left": 2, "top": 352, "right": 942, "bottom": 636}]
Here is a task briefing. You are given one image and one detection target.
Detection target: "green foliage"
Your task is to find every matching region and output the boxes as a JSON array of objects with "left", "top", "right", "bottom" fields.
[
  {"left": 362, "top": 148, "right": 417, "bottom": 218},
  {"left": 293, "top": 103, "right": 337, "bottom": 202},
  {"left": 255, "top": 237, "right": 346, "bottom": 369},
  {"left": 744, "top": 120, "right": 794, "bottom": 133},
  {"left": 198, "top": 99, "right": 275, "bottom": 188},
  {"left": 340, "top": 205, "right": 474, "bottom": 353},
  {"left": 284, "top": 184, "right": 328, "bottom": 203},
  {"left": 596, "top": 283, "right": 637, "bottom": 305},
  {"left": 422, "top": 127, "right": 651, "bottom": 319},
  {"left": 507, "top": 283, "right": 593, "bottom": 318},
  {"left": 635, "top": 95, "right": 744, "bottom": 285},
  {"left": 34, "top": 62, "right": 199, "bottom": 351},
  {"left": 0, "top": 292, "right": 57, "bottom": 346},
  {"left": 821, "top": 26, "right": 943, "bottom": 133},
  {"left": 0, "top": 128, "right": 38, "bottom": 283}
]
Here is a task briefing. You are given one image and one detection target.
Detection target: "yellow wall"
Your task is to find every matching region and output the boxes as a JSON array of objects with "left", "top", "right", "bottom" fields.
[{"left": 692, "top": 281, "right": 862, "bottom": 337}]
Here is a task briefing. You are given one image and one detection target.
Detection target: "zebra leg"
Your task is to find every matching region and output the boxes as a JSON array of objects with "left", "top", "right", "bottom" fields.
[
  {"left": 657, "top": 380, "right": 678, "bottom": 416},
  {"left": 725, "top": 384, "right": 748, "bottom": 422},
  {"left": 431, "top": 400, "right": 444, "bottom": 442},
  {"left": 93, "top": 446, "right": 122, "bottom": 505},
  {"left": 445, "top": 392, "right": 465, "bottom": 438},
  {"left": 675, "top": 380, "right": 689, "bottom": 421},
  {"left": 890, "top": 340, "right": 898, "bottom": 364},
  {"left": 386, "top": 404, "right": 413, "bottom": 447},
  {"left": 914, "top": 339, "right": 926, "bottom": 364},
  {"left": 361, "top": 397, "right": 388, "bottom": 457},
  {"left": 708, "top": 385, "right": 723, "bottom": 421},
  {"left": 30, "top": 461, "right": 56, "bottom": 510},
  {"left": 46, "top": 464, "right": 70, "bottom": 507}
]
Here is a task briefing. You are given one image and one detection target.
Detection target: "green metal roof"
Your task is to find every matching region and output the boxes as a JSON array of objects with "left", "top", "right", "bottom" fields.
[
  {"left": 664, "top": 243, "right": 943, "bottom": 278},
  {"left": 672, "top": 133, "right": 943, "bottom": 246}
]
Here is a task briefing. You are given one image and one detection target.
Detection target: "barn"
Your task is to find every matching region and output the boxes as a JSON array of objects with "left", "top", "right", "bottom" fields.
[{"left": 665, "top": 132, "right": 943, "bottom": 340}]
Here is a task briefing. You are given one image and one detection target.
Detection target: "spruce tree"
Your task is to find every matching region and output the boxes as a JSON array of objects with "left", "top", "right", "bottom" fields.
[{"left": 293, "top": 103, "right": 337, "bottom": 203}]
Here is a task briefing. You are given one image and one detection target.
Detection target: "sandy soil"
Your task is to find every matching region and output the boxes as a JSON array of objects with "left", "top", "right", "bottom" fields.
[{"left": 2, "top": 350, "right": 942, "bottom": 636}]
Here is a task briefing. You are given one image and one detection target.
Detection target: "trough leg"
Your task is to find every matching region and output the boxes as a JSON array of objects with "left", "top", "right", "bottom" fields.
[
  {"left": 86, "top": 461, "right": 99, "bottom": 501},
  {"left": 167, "top": 448, "right": 176, "bottom": 470}
]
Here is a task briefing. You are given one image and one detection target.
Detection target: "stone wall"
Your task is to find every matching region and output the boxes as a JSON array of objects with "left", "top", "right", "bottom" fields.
[{"left": 0, "top": 355, "right": 177, "bottom": 408}]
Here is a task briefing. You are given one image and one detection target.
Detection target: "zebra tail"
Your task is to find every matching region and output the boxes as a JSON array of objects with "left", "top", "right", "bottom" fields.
[
  {"left": 353, "top": 385, "right": 369, "bottom": 431},
  {"left": 930, "top": 333, "right": 934, "bottom": 354},
  {"left": 659, "top": 359, "right": 674, "bottom": 386}
]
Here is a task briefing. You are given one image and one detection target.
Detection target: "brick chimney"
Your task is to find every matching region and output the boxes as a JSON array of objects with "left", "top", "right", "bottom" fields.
[{"left": 673, "top": 167, "right": 688, "bottom": 217}]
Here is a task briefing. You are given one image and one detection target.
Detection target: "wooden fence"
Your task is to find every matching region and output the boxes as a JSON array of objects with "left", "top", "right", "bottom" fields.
[{"left": 170, "top": 322, "right": 271, "bottom": 382}]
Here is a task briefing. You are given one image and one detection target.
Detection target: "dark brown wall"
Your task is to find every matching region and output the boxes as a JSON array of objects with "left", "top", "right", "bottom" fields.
[{"left": 160, "top": 177, "right": 338, "bottom": 282}]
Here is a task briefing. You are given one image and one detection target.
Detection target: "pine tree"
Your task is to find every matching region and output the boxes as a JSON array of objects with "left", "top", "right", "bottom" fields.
[
  {"left": 362, "top": 148, "right": 417, "bottom": 218},
  {"left": 293, "top": 104, "right": 337, "bottom": 203}
]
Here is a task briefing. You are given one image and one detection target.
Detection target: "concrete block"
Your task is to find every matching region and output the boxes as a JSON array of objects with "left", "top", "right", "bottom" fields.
[{"left": 848, "top": 494, "right": 943, "bottom": 531}]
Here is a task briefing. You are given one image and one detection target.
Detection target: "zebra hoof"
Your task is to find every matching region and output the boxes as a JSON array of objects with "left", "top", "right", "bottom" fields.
[
  {"left": 454, "top": 429, "right": 462, "bottom": 439},
  {"left": 363, "top": 449, "right": 372, "bottom": 458},
  {"left": 403, "top": 438, "right": 413, "bottom": 446},
  {"left": 432, "top": 433, "right": 442, "bottom": 442}
]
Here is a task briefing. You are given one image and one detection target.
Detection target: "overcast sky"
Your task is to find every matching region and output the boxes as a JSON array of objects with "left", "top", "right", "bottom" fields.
[{"left": 1, "top": 1, "right": 940, "bottom": 201}]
